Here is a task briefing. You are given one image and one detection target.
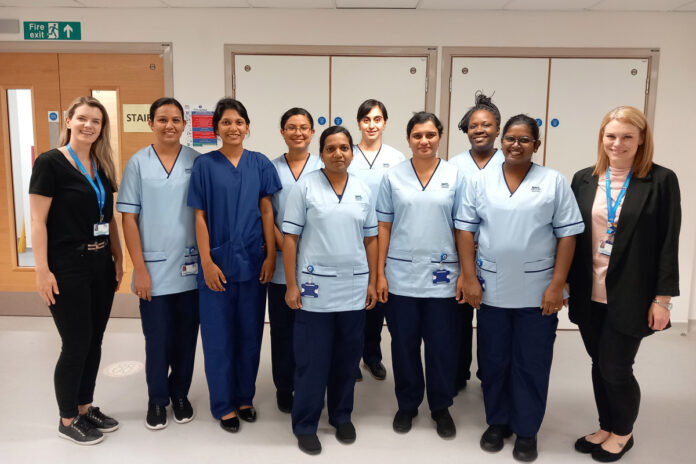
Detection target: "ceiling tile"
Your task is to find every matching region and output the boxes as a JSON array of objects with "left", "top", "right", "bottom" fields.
[
  {"left": 336, "top": 0, "right": 419, "bottom": 8},
  {"left": 250, "top": 0, "right": 334, "bottom": 7},
  {"left": 0, "top": 0, "right": 81, "bottom": 6},
  {"left": 160, "top": 0, "right": 250, "bottom": 6},
  {"left": 591, "top": 0, "right": 690, "bottom": 11},
  {"left": 78, "top": 0, "right": 168, "bottom": 6},
  {"left": 675, "top": 0, "right": 696, "bottom": 10},
  {"left": 504, "top": 0, "right": 599, "bottom": 11},
  {"left": 417, "top": 0, "right": 508, "bottom": 9}
]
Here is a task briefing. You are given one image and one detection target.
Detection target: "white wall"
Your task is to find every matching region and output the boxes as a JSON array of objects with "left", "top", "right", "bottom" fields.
[{"left": 2, "top": 7, "right": 695, "bottom": 323}]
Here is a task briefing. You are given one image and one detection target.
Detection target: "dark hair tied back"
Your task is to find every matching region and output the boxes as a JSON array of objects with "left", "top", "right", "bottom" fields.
[{"left": 457, "top": 91, "right": 501, "bottom": 134}]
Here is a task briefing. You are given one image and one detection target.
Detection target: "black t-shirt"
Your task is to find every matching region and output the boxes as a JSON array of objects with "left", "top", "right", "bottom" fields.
[{"left": 29, "top": 148, "right": 115, "bottom": 252}]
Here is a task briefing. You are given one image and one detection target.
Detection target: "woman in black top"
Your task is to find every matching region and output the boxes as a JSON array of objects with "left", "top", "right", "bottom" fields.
[{"left": 30, "top": 96, "right": 123, "bottom": 445}]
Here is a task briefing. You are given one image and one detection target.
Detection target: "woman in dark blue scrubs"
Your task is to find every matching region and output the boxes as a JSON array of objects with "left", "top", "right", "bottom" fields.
[{"left": 187, "top": 98, "right": 281, "bottom": 433}]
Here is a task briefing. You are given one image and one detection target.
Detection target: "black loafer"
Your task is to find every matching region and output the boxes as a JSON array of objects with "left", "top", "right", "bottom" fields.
[
  {"left": 393, "top": 409, "right": 418, "bottom": 434},
  {"left": 480, "top": 424, "right": 513, "bottom": 452},
  {"left": 276, "top": 391, "right": 293, "bottom": 414},
  {"left": 431, "top": 408, "right": 456, "bottom": 439},
  {"left": 513, "top": 435, "right": 538, "bottom": 462},
  {"left": 364, "top": 361, "right": 387, "bottom": 380},
  {"left": 297, "top": 434, "right": 322, "bottom": 455},
  {"left": 238, "top": 407, "right": 257, "bottom": 423},
  {"left": 591, "top": 436, "right": 634, "bottom": 462},
  {"left": 575, "top": 435, "right": 603, "bottom": 454},
  {"left": 220, "top": 416, "right": 239, "bottom": 433},
  {"left": 335, "top": 422, "right": 356, "bottom": 444}
]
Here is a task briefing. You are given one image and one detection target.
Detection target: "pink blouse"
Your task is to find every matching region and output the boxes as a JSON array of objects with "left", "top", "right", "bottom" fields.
[{"left": 591, "top": 166, "right": 631, "bottom": 303}]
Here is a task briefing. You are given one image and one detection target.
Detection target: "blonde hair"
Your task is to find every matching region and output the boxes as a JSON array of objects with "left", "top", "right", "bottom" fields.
[
  {"left": 59, "top": 96, "right": 118, "bottom": 190},
  {"left": 593, "top": 106, "right": 653, "bottom": 178}
]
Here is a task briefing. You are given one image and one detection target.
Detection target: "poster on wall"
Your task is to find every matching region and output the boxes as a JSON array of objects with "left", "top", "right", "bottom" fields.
[{"left": 184, "top": 104, "right": 217, "bottom": 149}]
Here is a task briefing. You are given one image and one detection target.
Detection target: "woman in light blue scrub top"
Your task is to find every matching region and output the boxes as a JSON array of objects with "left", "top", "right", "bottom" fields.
[
  {"left": 349, "top": 99, "right": 405, "bottom": 382},
  {"left": 268, "top": 108, "right": 322, "bottom": 414},
  {"left": 187, "top": 98, "right": 281, "bottom": 434},
  {"left": 448, "top": 92, "right": 504, "bottom": 393},
  {"left": 118, "top": 98, "right": 200, "bottom": 430},
  {"left": 282, "top": 125, "right": 378, "bottom": 455},
  {"left": 456, "top": 114, "right": 584, "bottom": 462},
  {"left": 376, "top": 112, "right": 465, "bottom": 439}
]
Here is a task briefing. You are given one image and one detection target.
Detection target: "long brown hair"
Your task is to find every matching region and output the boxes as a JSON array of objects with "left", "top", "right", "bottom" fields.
[
  {"left": 593, "top": 106, "right": 654, "bottom": 178},
  {"left": 59, "top": 96, "right": 118, "bottom": 190}
]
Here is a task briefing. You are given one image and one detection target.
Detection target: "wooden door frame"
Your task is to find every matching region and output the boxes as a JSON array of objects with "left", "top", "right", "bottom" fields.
[
  {"left": 0, "top": 42, "right": 173, "bottom": 96},
  {"left": 224, "top": 44, "right": 438, "bottom": 113},
  {"left": 440, "top": 47, "right": 660, "bottom": 154}
]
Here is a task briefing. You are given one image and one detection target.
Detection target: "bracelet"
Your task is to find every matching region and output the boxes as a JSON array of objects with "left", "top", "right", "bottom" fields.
[{"left": 652, "top": 299, "right": 673, "bottom": 311}]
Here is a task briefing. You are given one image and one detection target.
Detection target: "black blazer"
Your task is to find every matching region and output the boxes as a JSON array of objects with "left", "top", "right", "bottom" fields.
[{"left": 568, "top": 163, "right": 681, "bottom": 338}]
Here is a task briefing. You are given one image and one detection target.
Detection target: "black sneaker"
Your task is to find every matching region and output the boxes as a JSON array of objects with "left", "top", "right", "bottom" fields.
[
  {"left": 392, "top": 409, "right": 418, "bottom": 434},
  {"left": 431, "top": 408, "right": 456, "bottom": 439},
  {"left": 297, "top": 434, "right": 322, "bottom": 455},
  {"left": 58, "top": 416, "right": 104, "bottom": 445},
  {"left": 481, "top": 424, "right": 513, "bottom": 452},
  {"left": 172, "top": 398, "right": 194, "bottom": 424},
  {"left": 513, "top": 435, "right": 538, "bottom": 462},
  {"left": 146, "top": 404, "right": 168, "bottom": 430},
  {"left": 82, "top": 406, "right": 119, "bottom": 432},
  {"left": 363, "top": 361, "right": 387, "bottom": 380},
  {"left": 335, "top": 422, "right": 356, "bottom": 444}
]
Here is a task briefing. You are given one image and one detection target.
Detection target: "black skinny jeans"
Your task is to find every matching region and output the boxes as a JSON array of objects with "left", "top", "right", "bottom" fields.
[
  {"left": 578, "top": 302, "right": 642, "bottom": 436},
  {"left": 49, "top": 245, "right": 116, "bottom": 419}
]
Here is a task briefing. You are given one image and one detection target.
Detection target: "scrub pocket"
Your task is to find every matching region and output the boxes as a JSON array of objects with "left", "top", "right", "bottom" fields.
[
  {"left": 523, "top": 257, "right": 556, "bottom": 296},
  {"left": 352, "top": 264, "right": 370, "bottom": 307},
  {"left": 210, "top": 240, "right": 262, "bottom": 282},
  {"left": 476, "top": 256, "right": 498, "bottom": 296}
]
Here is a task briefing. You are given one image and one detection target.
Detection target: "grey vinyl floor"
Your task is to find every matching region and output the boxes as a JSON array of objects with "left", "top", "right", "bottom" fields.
[{"left": 0, "top": 316, "right": 694, "bottom": 464}]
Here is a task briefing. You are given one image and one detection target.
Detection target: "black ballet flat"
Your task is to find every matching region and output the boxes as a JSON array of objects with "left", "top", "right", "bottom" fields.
[
  {"left": 591, "top": 436, "right": 634, "bottom": 462},
  {"left": 575, "top": 435, "right": 603, "bottom": 454},
  {"left": 220, "top": 416, "right": 239, "bottom": 433},
  {"left": 238, "top": 407, "right": 257, "bottom": 423}
]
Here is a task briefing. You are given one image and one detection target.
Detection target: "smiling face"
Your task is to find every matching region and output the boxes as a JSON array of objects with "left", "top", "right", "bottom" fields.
[
  {"left": 467, "top": 109, "right": 499, "bottom": 154},
  {"left": 501, "top": 123, "right": 540, "bottom": 167},
  {"left": 407, "top": 120, "right": 441, "bottom": 160},
  {"left": 602, "top": 119, "right": 643, "bottom": 169},
  {"left": 216, "top": 109, "right": 249, "bottom": 148},
  {"left": 66, "top": 104, "right": 103, "bottom": 146},
  {"left": 358, "top": 106, "right": 386, "bottom": 144},
  {"left": 321, "top": 132, "right": 353, "bottom": 175},
  {"left": 281, "top": 114, "right": 314, "bottom": 151},
  {"left": 149, "top": 104, "right": 186, "bottom": 145}
]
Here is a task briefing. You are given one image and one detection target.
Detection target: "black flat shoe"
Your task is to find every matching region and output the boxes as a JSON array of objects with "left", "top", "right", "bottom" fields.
[
  {"left": 431, "top": 408, "right": 456, "bottom": 439},
  {"left": 238, "top": 407, "right": 257, "bottom": 423},
  {"left": 297, "top": 434, "right": 322, "bottom": 455},
  {"left": 276, "top": 391, "right": 293, "bottom": 414},
  {"left": 363, "top": 361, "right": 387, "bottom": 380},
  {"left": 392, "top": 409, "right": 418, "bottom": 434},
  {"left": 591, "top": 436, "right": 634, "bottom": 462},
  {"left": 575, "top": 435, "right": 603, "bottom": 454},
  {"left": 220, "top": 416, "right": 239, "bottom": 433},
  {"left": 480, "top": 424, "right": 513, "bottom": 452},
  {"left": 513, "top": 435, "right": 538, "bottom": 462},
  {"left": 335, "top": 422, "right": 356, "bottom": 444}
]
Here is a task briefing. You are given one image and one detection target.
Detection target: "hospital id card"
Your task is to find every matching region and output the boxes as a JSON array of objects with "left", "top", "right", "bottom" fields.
[
  {"left": 93, "top": 222, "right": 109, "bottom": 237},
  {"left": 181, "top": 263, "right": 198, "bottom": 276},
  {"left": 598, "top": 240, "right": 613, "bottom": 256}
]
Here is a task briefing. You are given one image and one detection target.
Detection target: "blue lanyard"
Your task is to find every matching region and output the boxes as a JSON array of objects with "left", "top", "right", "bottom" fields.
[
  {"left": 605, "top": 167, "right": 632, "bottom": 235},
  {"left": 66, "top": 144, "right": 106, "bottom": 222}
]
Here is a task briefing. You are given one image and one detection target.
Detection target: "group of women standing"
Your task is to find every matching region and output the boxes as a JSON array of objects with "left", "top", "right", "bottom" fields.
[{"left": 31, "top": 92, "right": 680, "bottom": 463}]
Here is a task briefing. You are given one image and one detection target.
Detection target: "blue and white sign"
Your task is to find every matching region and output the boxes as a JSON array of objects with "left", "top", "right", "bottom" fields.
[
  {"left": 318, "top": 116, "right": 326, "bottom": 125},
  {"left": 334, "top": 116, "right": 343, "bottom": 125},
  {"left": 48, "top": 111, "right": 59, "bottom": 122}
]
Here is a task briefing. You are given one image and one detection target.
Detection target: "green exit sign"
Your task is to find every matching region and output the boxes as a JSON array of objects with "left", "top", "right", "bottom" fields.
[{"left": 24, "top": 21, "right": 81, "bottom": 41}]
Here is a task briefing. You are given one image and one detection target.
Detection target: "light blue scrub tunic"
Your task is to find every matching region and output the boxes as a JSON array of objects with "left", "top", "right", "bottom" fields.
[
  {"left": 455, "top": 163, "right": 584, "bottom": 308},
  {"left": 117, "top": 145, "right": 200, "bottom": 296},
  {"left": 376, "top": 159, "right": 465, "bottom": 299},
  {"left": 349, "top": 143, "right": 405, "bottom": 202},
  {"left": 449, "top": 149, "right": 504, "bottom": 178},
  {"left": 270, "top": 154, "right": 323, "bottom": 285},
  {"left": 282, "top": 170, "right": 378, "bottom": 313}
]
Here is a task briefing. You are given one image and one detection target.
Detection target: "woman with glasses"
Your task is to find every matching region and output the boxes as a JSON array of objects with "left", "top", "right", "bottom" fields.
[
  {"left": 349, "top": 99, "right": 405, "bottom": 381},
  {"left": 268, "top": 108, "right": 322, "bottom": 414},
  {"left": 457, "top": 114, "right": 584, "bottom": 462}
]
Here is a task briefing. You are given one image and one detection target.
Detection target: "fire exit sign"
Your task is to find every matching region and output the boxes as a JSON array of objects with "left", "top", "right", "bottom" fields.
[{"left": 24, "top": 21, "right": 81, "bottom": 40}]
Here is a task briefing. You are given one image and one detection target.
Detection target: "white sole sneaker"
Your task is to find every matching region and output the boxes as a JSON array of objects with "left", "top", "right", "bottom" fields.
[
  {"left": 97, "top": 424, "right": 119, "bottom": 433},
  {"left": 145, "top": 418, "right": 168, "bottom": 430},
  {"left": 57, "top": 430, "right": 104, "bottom": 445},
  {"left": 173, "top": 412, "right": 194, "bottom": 424}
]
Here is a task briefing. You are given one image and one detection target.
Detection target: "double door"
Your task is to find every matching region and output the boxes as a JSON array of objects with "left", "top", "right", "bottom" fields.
[
  {"left": 233, "top": 54, "right": 429, "bottom": 159},
  {"left": 0, "top": 52, "right": 165, "bottom": 299}
]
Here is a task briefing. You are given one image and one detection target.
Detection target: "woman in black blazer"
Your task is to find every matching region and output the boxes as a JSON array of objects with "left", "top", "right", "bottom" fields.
[{"left": 568, "top": 106, "right": 681, "bottom": 462}]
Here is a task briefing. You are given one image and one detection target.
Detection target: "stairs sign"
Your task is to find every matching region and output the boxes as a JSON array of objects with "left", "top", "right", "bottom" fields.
[{"left": 24, "top": 21, "right": 81, "bottom": 40}]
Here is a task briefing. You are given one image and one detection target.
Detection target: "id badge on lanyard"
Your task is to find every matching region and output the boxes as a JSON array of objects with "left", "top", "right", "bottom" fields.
[
  {"left": 66, "top": 144, "right": 108, "bottom": 237},
  {"left": 600, "top": 167, "right": 632, "bottom": 257},
  {"left": 432, "top": 253, "right": 451, "bottom": 285},
  {"left": 301, "top": 265, "right": 319, "bottom": 297},
  {"left": 182, "top": 246, "right": 199, "bottom": 276}
]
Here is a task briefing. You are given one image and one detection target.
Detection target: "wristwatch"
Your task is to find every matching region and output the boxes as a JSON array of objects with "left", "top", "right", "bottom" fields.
[{"left": 653, "top": 299, "right": 673, "bottom": 310}]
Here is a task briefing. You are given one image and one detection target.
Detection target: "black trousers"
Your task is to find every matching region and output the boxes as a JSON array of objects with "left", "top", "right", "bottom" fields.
[
  {"left": 49, "top": 246, "right": 116, "bottom": 419},
  {"left": 455, "top": 302, "right": 474, "bottom": 387},
  {"left": 363, "top": 301, "right": 385, "bottom": 364},
  {"left": 578, "top": 302, "right": 642, "bottom": 436},
  {"left": 267, "top": 282, "right": 295, "bottom": 394}
]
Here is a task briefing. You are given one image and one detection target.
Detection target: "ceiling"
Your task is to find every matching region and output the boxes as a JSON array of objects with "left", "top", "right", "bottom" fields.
[{"left": 1, "top": 0, "right": 695, "bottom": 12}]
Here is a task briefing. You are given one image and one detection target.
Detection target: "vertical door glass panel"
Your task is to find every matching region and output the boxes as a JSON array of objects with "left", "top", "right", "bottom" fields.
[
  {"left": 7, "top": 89, "right": 36, "bottom": 267},
  {"left": 91, "top": 90, "right": 121, "bottom": 181}
]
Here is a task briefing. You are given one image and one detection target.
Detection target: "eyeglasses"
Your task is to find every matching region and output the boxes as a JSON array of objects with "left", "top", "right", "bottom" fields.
[
  {"left": 502, "top": 135, "right": 535, "bottom": 145},
  {"left": 284, "top": 125, "right": 312, "bottom": 134}
]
